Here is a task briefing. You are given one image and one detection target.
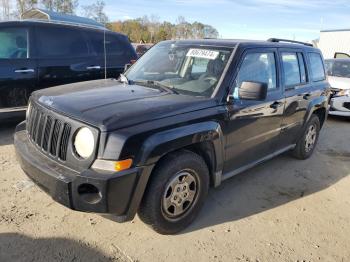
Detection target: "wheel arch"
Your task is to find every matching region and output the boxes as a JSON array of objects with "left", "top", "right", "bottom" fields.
[
  {"left": 312, "top": 107, "right": 327, "bottom": 128},
  {"left": 135, "top": 121, "right": 225, "bottom": 187},
  {"left": 303, "top": 96, "right": 328, "bottom": 130}
]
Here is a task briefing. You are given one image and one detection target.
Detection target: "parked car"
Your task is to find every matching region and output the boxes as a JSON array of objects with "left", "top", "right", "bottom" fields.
[
  {"left": 133, "top": 43, "right": 153, "bottom": 57},
  {"left": 325, "top": 59, "right": 350, "bottom": 117},
  {"left": 14, "top": 38, "right": 329, "bottom": 234},
  {"left": 0, "top": 12, "right": 137, "bottom": 119}
]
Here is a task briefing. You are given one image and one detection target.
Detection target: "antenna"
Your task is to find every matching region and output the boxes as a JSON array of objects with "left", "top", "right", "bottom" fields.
[{"left": 103, "top": 29, "right": 107, "bottom": 80}]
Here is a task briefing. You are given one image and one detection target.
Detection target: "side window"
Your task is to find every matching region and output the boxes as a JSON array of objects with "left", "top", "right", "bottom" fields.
[
  {"left": 235, "top": 52, "right": 277, "bottom": 91},
  {"left": 37, "top": 27, "right": 89, "bottom": 58},
  {"left": 0, "top": 27, "right": 28, "bottom": 59},
  {"left": 87, "top": 31, "right": 104, "bottom": 55},
  {"left": 106, "top": 34, "right": 128, "bottom": 55},
  {"left": 324, "top": 61, "right": 333, "bottom": 75},
  {"left": 88, "top": 32, "right": 131, "bottom": 56},
  {"left": 334, "top": 52, "right": 350, "bottom": 59},
  {"left": 297, "top": 53, "right": 307, "bottom": 83},
  {"left": 309, "top": 53, "right": 326, "bottom": 81},
  {"left": 282, "top": 53, "right": 301, "bottom": 86}
]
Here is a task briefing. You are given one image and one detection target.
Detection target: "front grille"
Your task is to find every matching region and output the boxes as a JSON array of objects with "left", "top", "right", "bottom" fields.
[
  {"left": 27, "top": 103, "right": 72, "bottom": 161},
  {"left": 344, "top": 102, "right": 350, "bottom": 110}
]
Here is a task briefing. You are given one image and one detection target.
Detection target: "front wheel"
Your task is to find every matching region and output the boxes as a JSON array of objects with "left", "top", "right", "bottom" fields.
[
  {"left": 292, "top": 115, "right": 320, "bottom": 160},
  {"left": 138, "top": 150, "right": 209, "bottom": 234}
]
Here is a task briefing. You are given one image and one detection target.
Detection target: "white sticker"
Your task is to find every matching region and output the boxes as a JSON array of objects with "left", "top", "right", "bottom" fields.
[{"left": 186, "top": 49, "right": 219, "bottom": 60}]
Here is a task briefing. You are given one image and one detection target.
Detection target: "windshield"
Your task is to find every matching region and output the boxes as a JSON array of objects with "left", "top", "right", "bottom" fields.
[
  {"left": 325, "top": 60, "right": 350, "bottom": 78},
  {"left": 125, "top": 42, "right": 232, "bottom": 97}
]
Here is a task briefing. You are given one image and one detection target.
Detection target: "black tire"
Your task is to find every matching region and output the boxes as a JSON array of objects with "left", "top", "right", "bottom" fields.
[
  {"left": 138, "top": 150, "right": 209, "bottom": 235},
  {"left": 292, "top": 115, "right": 320, "bottom": 160}
]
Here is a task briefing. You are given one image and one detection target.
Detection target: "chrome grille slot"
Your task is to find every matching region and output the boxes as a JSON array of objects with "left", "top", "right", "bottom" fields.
[
  {"left": 36, "top": 114, "right": 46, "bottom": 146},
  {"left": 50, "top": 120, "right": 62, "bottom": 156},
  {"left": 42, "top": 116, "right": 53, "bottom": 152},
  {"left": 28, "top": 106, "right": 37, "bottom": 138},
  {"left": 32, "top": 112, "right": 42, "bottom": 144},
  {"left": 59, "top": 124, "right": 71, "bottom": 161}
]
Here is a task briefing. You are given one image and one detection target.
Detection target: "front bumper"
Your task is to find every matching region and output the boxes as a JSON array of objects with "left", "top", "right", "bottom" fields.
[
  {"left": 14, "top": 124, "right": 154, "bottom": 222},
  {"left": 329, "top": 96, "right": 350, "bottom": 117}
]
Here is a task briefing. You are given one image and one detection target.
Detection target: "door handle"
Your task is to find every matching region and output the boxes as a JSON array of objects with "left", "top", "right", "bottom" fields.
[
  {"left": 270, "top": 101, "right": 284, "bottom": 109},
  {"left": 86, "top": 66, "right": 101, "bottom": 70},
  {"left": 15, "top": 69, "right": 35, "bottom": 73}
]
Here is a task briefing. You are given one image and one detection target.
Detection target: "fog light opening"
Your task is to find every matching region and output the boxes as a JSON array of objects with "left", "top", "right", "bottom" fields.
[{"left": 77, "top": 183, "right": 102, "bottom": 204}]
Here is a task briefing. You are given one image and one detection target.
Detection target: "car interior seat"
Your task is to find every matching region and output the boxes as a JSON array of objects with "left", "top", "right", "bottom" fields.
[{"left": 10, "top": 36, "right": 27, "bottom": 59}]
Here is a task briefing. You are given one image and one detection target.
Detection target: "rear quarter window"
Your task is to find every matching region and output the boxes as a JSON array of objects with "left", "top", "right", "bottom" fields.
[
  {"left": 88, "top": 32, "right": 132, "bottom": 56},
  {"left": 308, "top": 52, "right": 326, "bottom": 82}
]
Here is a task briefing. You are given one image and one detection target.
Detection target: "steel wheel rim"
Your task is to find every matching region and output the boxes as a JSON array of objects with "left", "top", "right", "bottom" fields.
[
  {"left": 161, "top": 169, "right": 199, "bottom": 220},
  {"left": 305, "top": 123, "right": 317, "bottom": 152}
]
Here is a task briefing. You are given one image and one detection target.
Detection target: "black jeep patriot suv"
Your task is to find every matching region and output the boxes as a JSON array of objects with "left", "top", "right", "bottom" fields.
[{"left": 14, "top": 38, "right": 330, "bottom": 234}]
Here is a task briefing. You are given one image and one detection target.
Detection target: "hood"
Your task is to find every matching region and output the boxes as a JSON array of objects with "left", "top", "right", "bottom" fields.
[
  {"left": 328, "top": 76, "right": 350, "bottom": 90},
  {"left": 32, "top": 79, "right": 214, "bottom": 131}
]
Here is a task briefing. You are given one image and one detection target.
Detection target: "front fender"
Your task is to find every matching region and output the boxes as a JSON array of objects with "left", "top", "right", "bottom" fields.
[{"left": 135, "top": 121, "right": 225, "bottom": 173}]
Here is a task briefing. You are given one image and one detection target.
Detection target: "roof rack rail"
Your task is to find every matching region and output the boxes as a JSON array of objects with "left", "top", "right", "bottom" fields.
[{"left": 267, "top": 38, "right": 313, "bottom": 47}]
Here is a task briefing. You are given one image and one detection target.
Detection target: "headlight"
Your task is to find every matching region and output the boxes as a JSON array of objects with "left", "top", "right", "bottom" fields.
[
  {"left": 337, "top": 89, "right": 350, "bottom": 97},
  {"left": 74, "top": 127, "right": 95, "bottom": 159}
]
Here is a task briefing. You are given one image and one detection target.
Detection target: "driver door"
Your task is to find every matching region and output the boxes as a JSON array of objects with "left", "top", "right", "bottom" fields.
[{"left": 223, "top": 48, "right": 285, "bottom": 173}]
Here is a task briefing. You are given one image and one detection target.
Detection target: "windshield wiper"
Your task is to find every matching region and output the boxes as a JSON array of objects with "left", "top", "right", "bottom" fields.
[{"left": 134, "top": 80, "right": 179, "bottom": 94}]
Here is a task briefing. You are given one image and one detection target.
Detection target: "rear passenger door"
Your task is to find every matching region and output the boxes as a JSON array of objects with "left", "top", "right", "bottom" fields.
[
  {"left": 0, "top": 25, "right": 37, "bottom": 109},
  {"left": 277, "top": 49, "right": 312, "bottom": 149},
  {"left": 35, "top": 25, "right": 97, "bottom": 90}
]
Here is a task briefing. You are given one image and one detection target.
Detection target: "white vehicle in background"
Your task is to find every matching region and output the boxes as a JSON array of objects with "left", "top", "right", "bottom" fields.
[{"left": 325, "top": 59, "right": 350, "bottom": 117}]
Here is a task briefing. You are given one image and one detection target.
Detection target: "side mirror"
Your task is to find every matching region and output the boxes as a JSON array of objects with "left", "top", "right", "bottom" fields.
[
  {"left": 124, "top": 63, "right": 132, "bottom": 72},
  {"left": 238, "top": 81, "right": 268, "bottom": 101}
]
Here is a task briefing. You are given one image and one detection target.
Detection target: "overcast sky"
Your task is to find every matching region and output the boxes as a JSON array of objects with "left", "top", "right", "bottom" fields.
[{"left": 11, "top": 0, "right": 350, "bottom": 41}]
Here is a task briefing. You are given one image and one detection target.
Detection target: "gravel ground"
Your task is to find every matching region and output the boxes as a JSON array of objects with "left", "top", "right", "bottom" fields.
[{"left": 0, "top": 116, "right": 349, "bottom": 262}]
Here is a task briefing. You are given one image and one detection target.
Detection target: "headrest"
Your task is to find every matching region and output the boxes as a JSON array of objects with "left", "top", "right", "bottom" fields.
[{"left": 207, "top": 59, "right": 224, "bottom": 77}]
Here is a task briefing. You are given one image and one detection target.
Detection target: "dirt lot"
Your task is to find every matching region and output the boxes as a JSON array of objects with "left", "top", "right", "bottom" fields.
[{"left": 0, "top": 117, "right": 349, "bottom": 262}]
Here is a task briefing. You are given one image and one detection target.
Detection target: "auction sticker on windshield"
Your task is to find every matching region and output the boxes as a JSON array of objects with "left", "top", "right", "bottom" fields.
[{"left": 186, "top": 49, "right": 219, "bottom": 60}]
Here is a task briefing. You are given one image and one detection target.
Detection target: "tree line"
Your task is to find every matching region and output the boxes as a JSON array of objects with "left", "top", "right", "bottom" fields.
[
  {"left": 108, "top": 16, "right": 219, "bottom": 43},
  {"left": 0, "top": 0, "right": 219, "bottom": 43}
]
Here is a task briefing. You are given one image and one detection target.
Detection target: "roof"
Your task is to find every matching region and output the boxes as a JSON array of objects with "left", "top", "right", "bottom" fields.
[
  {"left": 161, "top": 38, "right": 316, "bottom": 49},
  {"left": 325, "top": 58, "right": 350, "bottom": 62},
  {"left": 321, "top": 29, "right": 350, "bottom": 33},
  {"left": 21, "top": 8, "right": 105, "bottom": 29}
]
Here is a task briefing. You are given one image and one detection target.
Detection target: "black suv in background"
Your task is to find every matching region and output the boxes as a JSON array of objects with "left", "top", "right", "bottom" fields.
[
  {"left": 132, "top": 43, "right": 153, "bottom": 57},
  {"left": 15, "top": 38, "right": 329, "bottom": 234},
  {"left": 0, "top": 20, "right": 137, "bottom": 116}
]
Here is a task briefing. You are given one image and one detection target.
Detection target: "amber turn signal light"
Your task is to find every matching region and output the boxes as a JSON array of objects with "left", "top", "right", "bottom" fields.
[
  {"left": 114, "top": 159, "right": 133, "bottom": 171},
  {"left": 92, "top": 159, "right": 133, "bottom": 172}
]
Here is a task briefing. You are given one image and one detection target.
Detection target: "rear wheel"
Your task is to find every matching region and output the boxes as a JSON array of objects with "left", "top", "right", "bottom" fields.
[
  {"left": 292, "top": 115, "right": 320, "bottom": 160},
  {"left": 138, "top": 150, "right": 209, "bottom": 234}
]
